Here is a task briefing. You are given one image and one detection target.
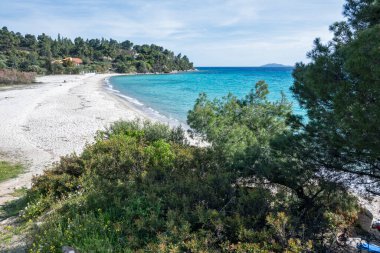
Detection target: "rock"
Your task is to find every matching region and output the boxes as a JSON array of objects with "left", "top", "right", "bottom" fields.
[
  {"left": 358, "top": 208, "right": 380, "bottom": 240},
  {"left": 358, "top": 208, "right": 374, "bottom": 233},
  {"left": 346, "top": 237, "right": 363, "bottom": 253},
  {"left": 62, "top": 246, "right": 79, "bottom": 253}
]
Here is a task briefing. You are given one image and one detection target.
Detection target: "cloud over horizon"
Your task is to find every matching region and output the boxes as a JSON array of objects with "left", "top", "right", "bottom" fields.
[{"left": 0, "top": 0, "right": 345, "bottom": 66}]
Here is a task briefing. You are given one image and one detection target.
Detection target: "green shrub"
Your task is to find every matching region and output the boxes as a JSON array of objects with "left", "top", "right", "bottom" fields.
[{"left": 23, "top": 120, "right": 359, "bottom": 252}]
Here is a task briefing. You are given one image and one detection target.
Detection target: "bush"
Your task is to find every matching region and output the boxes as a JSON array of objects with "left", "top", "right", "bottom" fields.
[
  {"left": 23, "top": 120, "right": 359, "bottom": 252},
  {"left": 0, "top": 69, "right": 36, "bottom": 85}
]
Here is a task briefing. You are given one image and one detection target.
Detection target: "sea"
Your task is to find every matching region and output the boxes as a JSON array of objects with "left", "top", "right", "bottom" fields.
[{"left": 107, "top": 67, "right": 302, "bottom": 127}]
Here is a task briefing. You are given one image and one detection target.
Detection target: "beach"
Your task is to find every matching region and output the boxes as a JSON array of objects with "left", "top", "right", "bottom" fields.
[
  {"left": 0, "top": 73, "right": 145, "bottom": 204},
  {"left": 0, "top": 73, "right": 379, "bottom": 251},
  {"left": 0, "top": 72, "right": 378, "bottom": 227}
]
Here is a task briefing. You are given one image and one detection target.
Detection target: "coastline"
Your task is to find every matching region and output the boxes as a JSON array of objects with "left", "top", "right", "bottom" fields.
[
  {"left": 3, "top": 72, "right": 376, "bottom": 217},
  {"left": 0, "top": 73, "right": 379, "bottom": 247},
  {"left": 0, "top": 72, "right": 200, "bottom": 204},
  {"left": 104, "top": 75, "right": 188, "bottom": 129},
  {"left": 0, "top": 73, "right": 143, "bottom": 204}
]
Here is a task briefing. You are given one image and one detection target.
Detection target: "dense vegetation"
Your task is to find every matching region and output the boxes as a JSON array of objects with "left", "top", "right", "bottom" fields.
[
  {"left": 0, "top": 27, "right": 193, "bottom": 74},
  {"left": 21, "top": 118, "right": 357, "bottom": 252},
  {"left": 292, "top": 0, "right": 380, "bottom": 192},
  {"left": 4, "top": 0, "right": 379, "bottom": 252}
]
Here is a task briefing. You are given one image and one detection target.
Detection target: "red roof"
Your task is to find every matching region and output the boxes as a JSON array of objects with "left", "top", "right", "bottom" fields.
[
  {"left": 63, "top": 57, "right": 83, "bottom": 65},
  {"left": 71, "top": 58, "right": 83, "bottom": 64}
]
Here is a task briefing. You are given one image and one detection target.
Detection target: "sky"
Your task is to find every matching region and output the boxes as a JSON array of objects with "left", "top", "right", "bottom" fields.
[{"left": 0, "top": 0, "right": 346, "bottom": 66}]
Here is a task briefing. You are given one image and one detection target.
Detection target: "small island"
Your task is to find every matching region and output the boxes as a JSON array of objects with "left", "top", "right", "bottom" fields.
[{"left": 260, "top": 63, "right": 293, "bottom": 68}]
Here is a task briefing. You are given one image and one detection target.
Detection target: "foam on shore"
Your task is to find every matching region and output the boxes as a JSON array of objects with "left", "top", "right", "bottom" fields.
[{"left": 104, "top": 76, "right": 189, "bottom": 131}]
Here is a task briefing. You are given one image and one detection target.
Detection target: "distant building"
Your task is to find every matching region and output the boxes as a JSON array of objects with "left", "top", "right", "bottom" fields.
[
  {"left": 64, "top": 57, "right": 83, "bottom": 66},
  {"left": 51, "top": 57, "right": 83, "bottom": 66}
]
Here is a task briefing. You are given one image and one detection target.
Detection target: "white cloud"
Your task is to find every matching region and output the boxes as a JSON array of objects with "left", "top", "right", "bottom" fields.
[{"left": 0, "top": 0, "right": 345, "bottom": 66}]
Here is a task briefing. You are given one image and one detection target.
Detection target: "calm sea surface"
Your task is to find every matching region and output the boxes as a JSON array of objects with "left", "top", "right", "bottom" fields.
[{"left": 108, "top": 67, "right": 302, "bottom": 126}]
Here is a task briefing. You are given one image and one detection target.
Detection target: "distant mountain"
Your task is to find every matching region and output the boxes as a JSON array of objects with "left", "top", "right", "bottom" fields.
[{"left": 260, "top": 63, "right": 293, "bottom": 68}]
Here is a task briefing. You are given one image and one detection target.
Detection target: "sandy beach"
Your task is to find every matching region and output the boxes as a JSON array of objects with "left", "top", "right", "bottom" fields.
[{"left": 0, "top": 73, "right": 146, "bottom": 204}]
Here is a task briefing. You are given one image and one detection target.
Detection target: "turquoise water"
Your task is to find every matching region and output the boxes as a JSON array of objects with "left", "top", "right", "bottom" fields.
[{"left": 108, "top": 67, "right": 301, "bottom": 126}]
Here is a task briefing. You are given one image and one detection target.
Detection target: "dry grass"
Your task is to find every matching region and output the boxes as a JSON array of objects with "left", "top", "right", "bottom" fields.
[{"left": 0, "top": 69, "right": 36, "bottom": 85}]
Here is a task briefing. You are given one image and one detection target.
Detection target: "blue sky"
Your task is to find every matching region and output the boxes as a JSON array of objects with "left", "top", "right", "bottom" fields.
[{"left": 0, "top": 0, "right": 345, "bottom": 66}]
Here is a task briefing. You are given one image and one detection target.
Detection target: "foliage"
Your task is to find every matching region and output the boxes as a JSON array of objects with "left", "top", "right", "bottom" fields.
[
  {"left": 10, "top": 1, "right": 377, "bottom": 251},
  {"left": 188, "top": 81, "right": 359, "bottom": 251},
  {"left": 23, "top": 111, "right": 358, "bottom": 252},
  {"left": 0, "top": 27, "right": 194, "bottom": 75},
  {"left": 188, "top": 80, "right": 291, "bottom": 168},
  {"left": 291, "top": 0, "right": 380, "bottom": 192}
]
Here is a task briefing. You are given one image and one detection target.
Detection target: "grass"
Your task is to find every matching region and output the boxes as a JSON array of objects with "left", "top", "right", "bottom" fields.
[
  {"left": 0, "top": 187, "right": 30, "bottom": 250},
  {"left": 10, "top": 187, "right": 28, "bottom": 198},
  {"left": 0, "top": 161, "right": 24, "bottom": 183},
  {"left": 0, "top": 194, "right": 29, "bottom": 219}
]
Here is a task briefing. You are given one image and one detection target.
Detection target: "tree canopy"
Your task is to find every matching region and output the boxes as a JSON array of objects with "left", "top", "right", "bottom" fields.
[
  {"left": 292, "top": 0, "right": 380, "bottom": 192},
  {"left": 0, "top": 28, "right": 194, "bottom": 74}
]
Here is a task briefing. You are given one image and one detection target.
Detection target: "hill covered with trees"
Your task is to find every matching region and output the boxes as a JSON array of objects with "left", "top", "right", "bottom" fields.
[{"left": 0, "top": 27, "right": 194, "bottom": 75}]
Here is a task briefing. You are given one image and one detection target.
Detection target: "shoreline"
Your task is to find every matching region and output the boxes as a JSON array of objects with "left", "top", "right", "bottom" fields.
[
  {"left": 0, "top": 73, "right": 143, "bottom": 204},
  {"left": 1, "top": 72, "right": 376, "bottom": 219},
  {"left": 0, "top": 72, "right": 199, "bottom": 204},
  {"left": 104, "top": 75, "right": 189, "bottom": 129}
]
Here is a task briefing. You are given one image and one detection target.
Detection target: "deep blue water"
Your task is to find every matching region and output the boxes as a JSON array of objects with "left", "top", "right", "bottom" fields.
[{"left": 108, "top": 67, "right": 301, "bottom": 125}]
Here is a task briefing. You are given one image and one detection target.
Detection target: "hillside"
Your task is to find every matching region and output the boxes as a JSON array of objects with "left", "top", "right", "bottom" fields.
[{"left": 0, "top": 27, "right": 194, "bottom": 74}]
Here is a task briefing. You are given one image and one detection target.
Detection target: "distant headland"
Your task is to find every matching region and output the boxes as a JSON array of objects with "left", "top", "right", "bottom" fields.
[
  {"left": 0, "top": 26, "right": 194, "bottom": 76},
  {"left": 260, "top": 63, "right": 293, "bottom": 68}
]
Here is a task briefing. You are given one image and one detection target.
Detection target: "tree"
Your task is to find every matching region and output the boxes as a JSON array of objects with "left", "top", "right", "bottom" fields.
[
  {"left": 37, "top": 33, "right": 52, "bottom": 57},
  {"left": 187, "top": 81, "right": 359, "bottom": 250},
  {"left": 0, "top": 27, "right": 16, "bottom": 51},
  {"left": 0, "top": 28, "right": 194, "bottom": 74},
  {"left": 6, "top": 51, "right": 19, "bottom": 68},
  {"left": 121, "top": 40, "right": 133, "bottom": 50},
  {"left": 21, "top": 34, "right": 37, "bottom": 49},
  {"left": 74, "top": 37, "right": 87, "bottom": 57},
  {"left": 188, "top": 81, "right": 291, "bottom": 167},
  {"left": 343, "top": 0, "right": 380, "bottom": 30},
  {"left": 291, "top": 0, "right": 380, "bottom": 192},
  {"left": 188, "top": 82, "right": 322, "bottom": 207},
  {"left": 135, "top": 60, "right": 149, "bottom": 73}
]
